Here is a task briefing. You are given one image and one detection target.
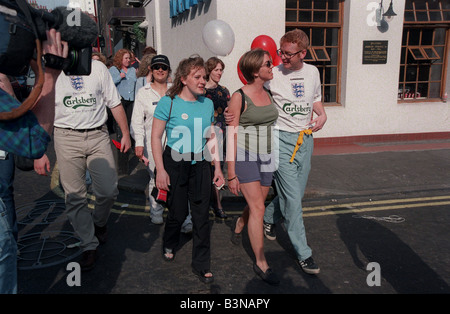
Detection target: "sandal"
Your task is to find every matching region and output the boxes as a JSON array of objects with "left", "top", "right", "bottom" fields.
[
  {"left": 162, "top": 247, "right": 175, "bottom": 262},
  {"left": 192, "top": 268, "right": 214, "bottom": 284},
  {"left": 230, "top": 216, "right": 242, "bottom": 245}
]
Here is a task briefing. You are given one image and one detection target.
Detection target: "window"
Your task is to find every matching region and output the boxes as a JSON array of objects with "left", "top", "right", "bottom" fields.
[
  {"left": 286, "top": 0, "right": 343, "bottom": 104},
  {"left": 399, "top": 0, "right": 450, "bottom": 101}
]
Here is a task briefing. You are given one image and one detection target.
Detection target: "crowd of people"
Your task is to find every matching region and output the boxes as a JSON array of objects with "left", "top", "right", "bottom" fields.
[{"left": 0, "top": 28, "right": 327, "bottom": 291}]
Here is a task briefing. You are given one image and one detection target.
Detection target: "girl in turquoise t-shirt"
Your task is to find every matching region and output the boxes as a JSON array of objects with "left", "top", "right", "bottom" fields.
[{"left": 151, "top": 56, "right": 224, "bottom": 284}]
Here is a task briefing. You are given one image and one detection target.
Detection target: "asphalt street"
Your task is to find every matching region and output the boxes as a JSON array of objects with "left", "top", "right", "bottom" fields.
[{"left": 12, "top": 140, "right": 450, "bottom": 297}]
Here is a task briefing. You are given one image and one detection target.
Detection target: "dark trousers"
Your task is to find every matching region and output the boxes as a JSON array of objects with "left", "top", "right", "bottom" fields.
[{"left": 162, "top": 148, "right": 212, "bottom": 271}]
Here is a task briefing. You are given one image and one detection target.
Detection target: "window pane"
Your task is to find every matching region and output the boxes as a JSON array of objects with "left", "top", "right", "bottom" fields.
[
  {"left": 408, "top": 29, "right": 420, "bottom": 45},
  {"left": 428, "top": 1, "right": 440, "bottom": 10},
  {"left": 299, "top": 10, "right": 312, "bottom": 22},
  {"left": 429, "top": 11, "right": 442, "bottom": 21},
  {"left": 314, "top": 48, "right": 329, "bottom": 60},
  {"left": 304, "top": 49, "right": 314, "bottom": 61},
  {"left": 410, "top": 48, "right": 425, "bottom": 59},
  {"left": 418, "top": 65, "right": 430, "bottom": 81},
  {"left": 414, "top": 1, "right": 426, "bottom": 10},
  {"left": 399, "top": 66, "right": 405, "bottom": 81},
  {"left": 313, "top": 10, "right": 327, "bottom": 22},
  {"left": 416, "top": 11, "right": 429, "bottom": 21},
  {"left": 327, "top": 0, "right": 339, "bottom": 10},
  {"left": 311, "top": 28, "right": 324, "bottom": 45},
  {"left": 429, "top": 82, "right": 440, "bottom": 98},
  {"left": 327, "top": 10, "right": 339, "bottom": 22},
  {"left": 417, "top": 83, "right": 429, "bottom": 98},
  {"left": 430, "top": 64, "right": 443, "bottom": 81},
  {"left": 286, "top": 0, "right": 297, "bottom": 9},
  {"left": 401, "top": 47, "right": 407, "bottom": 64},
  {"left": 286, "top": 10, "right": 297, "bottom": 22},
  {"left": 404, "top": 11, "right": 415, "bottom": 21},
  {"left": 421, "top": 29, "right": 433, "bottom": 45},
  {"left": 423, "top": 47, "right": 439, "bottom": 59},
  {"left": 328, "top": 48, "right": 338, "bottom": 65},
  {"left": 328, "top": 66, "right": 337, "bottom": 84},
  {"left": 326, "top": 28, "right": 338, "bottom": 46},
  {"left": 406, "top": 66, "right": 417, "bottom": 81},
  {"left": 434, "top": 28, "right": 446, "bottom": 45},
  {"left": 314, "top": 0, "right": 327, "bottom": 10},
  {"left": 299, "top": 0, "right": 312, "bottom": 9}
]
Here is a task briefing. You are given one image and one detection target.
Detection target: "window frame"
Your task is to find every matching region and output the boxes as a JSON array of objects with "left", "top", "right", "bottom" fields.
[
  {"left": 399, "top": 0, "right": 450, "bottom": 102},
  {"left": 285, "top": 0, "right": 344, "bottom": 105}
]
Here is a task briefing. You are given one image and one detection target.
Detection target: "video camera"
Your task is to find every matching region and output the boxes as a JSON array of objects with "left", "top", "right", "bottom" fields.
[{"left": 0, "top": 0, "right": 98, "bottom": 76}]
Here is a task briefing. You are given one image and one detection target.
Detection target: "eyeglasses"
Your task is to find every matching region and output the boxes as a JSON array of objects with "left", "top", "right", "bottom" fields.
[
  {"left": 276, "top": 49, "right": 304, "bottom": 59},
  {"left": 151, "top": 64, "right": 169, "bottom": 71},
  {"left": 261, "top": 60, "right": 273, "bottom": 68}
]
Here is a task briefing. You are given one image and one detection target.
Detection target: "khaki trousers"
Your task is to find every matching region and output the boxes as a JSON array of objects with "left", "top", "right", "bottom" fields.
[{"left": 54, "top": 126, "right": 118, "bottom": 251}]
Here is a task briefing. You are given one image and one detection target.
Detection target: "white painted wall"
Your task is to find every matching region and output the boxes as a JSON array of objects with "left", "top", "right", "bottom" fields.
[{"left": 145, "top": 0, "right": 450, "bottom": 139}]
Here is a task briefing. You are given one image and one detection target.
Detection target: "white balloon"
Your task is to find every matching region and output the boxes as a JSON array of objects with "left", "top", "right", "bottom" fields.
[{"left": 202, "top": 20, "right": 235, "bottom": 56}]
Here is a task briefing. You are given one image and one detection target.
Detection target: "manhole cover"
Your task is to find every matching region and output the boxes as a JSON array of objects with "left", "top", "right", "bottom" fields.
[
  {"left": 16, "top": 199, "right": 67, "bottom": 226},
  {"left": 18, "top": 231, "right": 82, "bottom": 270}
]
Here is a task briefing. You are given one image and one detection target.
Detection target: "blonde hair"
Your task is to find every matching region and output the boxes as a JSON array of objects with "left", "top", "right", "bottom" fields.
[
  {"left": 92, "top": 52, "right": 106, "bottom": 64},
  {"left": 136, "top": 53, "right": 156, "bottom": 78},
  {"left": 239, "top": 48, "right": 270, "bottom": 84},
  {"left": 167, "top": 55, "right": 205, "bottom": 99},
  {"left": 280, "top": 29, "right": 310, "bottom": 51}
]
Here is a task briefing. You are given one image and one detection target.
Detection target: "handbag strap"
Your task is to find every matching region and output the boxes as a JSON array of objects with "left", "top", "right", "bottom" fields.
[{"left": 163, "top": 99, "right": 173, "bottom": 146}]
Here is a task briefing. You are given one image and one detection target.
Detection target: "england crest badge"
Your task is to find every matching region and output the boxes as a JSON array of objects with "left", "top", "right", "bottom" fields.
[
  {"left": 70, "top": 76, "right": 84, "bottom": 91},
  {"left": 291, "top": 82, "right": 305, "bottom": 99}
]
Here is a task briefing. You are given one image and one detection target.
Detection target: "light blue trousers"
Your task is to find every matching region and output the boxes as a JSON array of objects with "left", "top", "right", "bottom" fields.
[{"left": 264, "top": 130, "right": 313, "bottom": 261}]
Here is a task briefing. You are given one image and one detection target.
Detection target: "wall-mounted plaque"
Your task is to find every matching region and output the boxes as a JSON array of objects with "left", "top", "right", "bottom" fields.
[{"left": 362, "top": 40, "right": 388, "bottom": 64}]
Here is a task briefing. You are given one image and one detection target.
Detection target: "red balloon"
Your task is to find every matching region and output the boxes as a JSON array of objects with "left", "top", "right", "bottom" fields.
[
  {"left": 237, "top": 56, "right": 247, "bottom": 85},
  {"left": 251, "top": 35, "right": 278, "bottom": 60},
  {"left": 273, "top": 54, "right": 282, "bottom": 66}
]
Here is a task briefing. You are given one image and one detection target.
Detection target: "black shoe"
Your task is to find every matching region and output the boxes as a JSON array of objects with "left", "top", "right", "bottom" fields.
[
  {"left": 94, "top": 224, "right": 107, "bottom": 244},
  {"left": 297, "top": 256, "right": 320, "bottom": 275},
  {"left": 253, "top": 263, "right": 280, "bottom": 286},
  {"left": 80, "top": 249, "right": 97, "bottom": 272},
  {"left": 192, "top": 268, "right": 214, "bottom": 284},
  {"left": 214, "top": 207, "right": 228, "bottom": 219},
  {"left": 230, "top": 217, "right": 242, "bottom": 245},
  {"left": 263, "top": 222, "right": 276, "bottom": 240}
]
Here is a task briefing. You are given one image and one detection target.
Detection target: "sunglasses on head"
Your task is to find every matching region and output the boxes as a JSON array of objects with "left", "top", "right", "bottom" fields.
[{"left": 151, "top": 64, "right": 169, "bottom": 71}]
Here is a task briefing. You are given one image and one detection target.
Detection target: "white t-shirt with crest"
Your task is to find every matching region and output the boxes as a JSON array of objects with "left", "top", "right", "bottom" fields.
[
  {"left": 264, "top": 63, "right": 322, "bottom": 133},
  {"left": 54, "top": 60, "right": 121, "bottom": 129}
]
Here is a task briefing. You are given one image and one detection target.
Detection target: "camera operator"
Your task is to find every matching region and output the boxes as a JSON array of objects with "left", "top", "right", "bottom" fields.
[{"left": 0, "top": 28, "right": 68, "bottom": 294}]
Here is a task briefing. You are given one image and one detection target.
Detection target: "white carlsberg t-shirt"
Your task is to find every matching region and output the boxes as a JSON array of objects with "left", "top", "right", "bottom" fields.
[
  {"left": 54, "top": 60, "right": 121, "bottom": 129},
  {"left": 265, "top": 63, "right": 322, "bottom": 133}
]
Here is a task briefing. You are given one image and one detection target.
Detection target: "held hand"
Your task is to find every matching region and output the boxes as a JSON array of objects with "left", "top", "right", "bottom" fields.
[
  {"left": 34, "top": 154, "right": 51, "bottom": 176},
  {"left": 120, "top": 72, "right": 126, "bottom": 79},
  {"left": 134, "top": 146, "right": 144, "bottom": 159},
  {"left": 223, "top": 107, "right": 234, "bottom": 125},
  {"left": 156, "top": 169, "right": 171, "bottom": 191},
  {"left": 227, "top": 177, "right": 240, "bottom": 196},
  {"left": 213, "top": 169, "right": 225, "bottom": 190},
  {"left": 120, "top": 135, "right": 132, "bottom": 153},
  {"left": 141, "top": 155, "right": 149, "bottom": 167}
]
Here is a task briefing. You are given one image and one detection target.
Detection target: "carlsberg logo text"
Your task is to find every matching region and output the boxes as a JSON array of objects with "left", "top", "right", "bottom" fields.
[
  {"left": 282, "top": 103, "right": 311, "bottom": 117},
  {"left": 63, "top": 96, "right": 97, "bottom": 109}
]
